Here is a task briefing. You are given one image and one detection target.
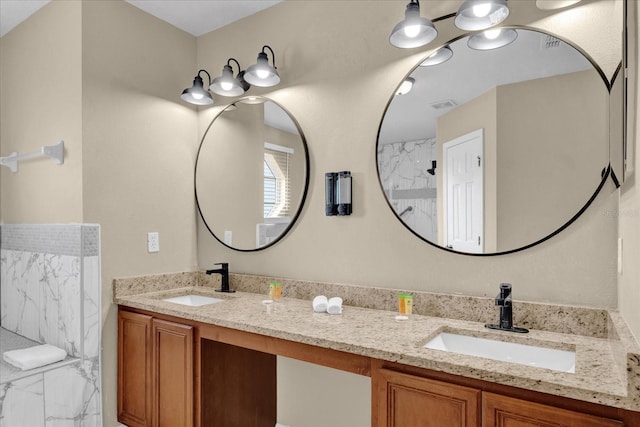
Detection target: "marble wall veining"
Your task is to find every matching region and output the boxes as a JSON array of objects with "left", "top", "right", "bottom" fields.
[
  {"left": 0, "top": 224, "right": 102, "bottom": 427},
  {"left": 377, "top": 139, "right": 438, "bottom": 242},
  {"left": 1, "top": 251, "right": 82, "bottom": 356}
]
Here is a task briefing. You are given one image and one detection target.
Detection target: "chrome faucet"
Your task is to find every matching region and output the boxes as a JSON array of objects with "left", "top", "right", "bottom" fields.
[
  {"left": 206, "top": 262, "right": 234, "bottom": 293},
  {"left": 485, "top": 283, "right": 528, "bottom": 333}
]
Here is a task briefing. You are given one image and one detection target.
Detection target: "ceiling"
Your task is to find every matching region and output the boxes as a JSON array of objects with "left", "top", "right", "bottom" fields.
[
  {"left": 0, "top": 0, "right": 282, "bottom": 38},
  {"left": 379, "top": 29, "right": 593, "bottom": 145},
  {"left": 0, "top": 1, "right": 49, "bottom": 37},
  {"left": 125, "top": 0, "right": 282, "bottom": 36}
]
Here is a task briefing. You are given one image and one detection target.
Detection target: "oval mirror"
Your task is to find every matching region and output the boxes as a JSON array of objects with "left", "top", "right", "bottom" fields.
[
  {"left": 196, "top": 97, "right": 309, "bottom": 251},
  {"left": 377, "top": 28, "right": 611, "bottom": 255}
]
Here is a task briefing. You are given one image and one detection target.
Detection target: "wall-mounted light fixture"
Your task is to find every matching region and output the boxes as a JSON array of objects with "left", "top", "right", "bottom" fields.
[
  {"left": 420, "top": 46, "right": 453, "bottom": 66},
  {"left": 454, "top": 0, "right": 510, "bottom": 31},
  {"left": 180, "top": 46, "right": 280, "bottom": 105},
  {"left": 468, "top": 28, "right": 518, "bottom": 50},
  {"left": 180, "top": 69, "right": 214, "bottom": 105},
  {"left": 395, "top": 77, "right": 415, "bottom": 96},
  {"left": 389, "top": 0, "right": 437, "bottom": 49},
  {"left": 210, "top": 58, "right": 250, "bottom": 97},
  {"left": 245, "top": 45, "right": 280, "bottom": 87},
  {"left": 239, "top": 96, "right": 266, "bottom": 105}
]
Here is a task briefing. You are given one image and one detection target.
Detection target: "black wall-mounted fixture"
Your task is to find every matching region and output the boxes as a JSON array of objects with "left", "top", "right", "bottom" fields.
[
  {"left": 389, "top": 0, "right": 437, "bottom": 49},
  {"left": 454, "top": 0, "right": 510, "bottom": 31},
  {"left": 420, "top": 46, "right": 453, "bottom": 66},
  {"left": 325, "top": 171, "right": 352, "bottom": 216},
  {"left": 180, "top": 45, "right": 280, "bottom": 106},
  {"left": 395, "top": 77, "right": 415, "bottom": 96},
  {"left": 427, "top": 160, "right": 437, "bottom": 175},
  {"left": 210, "top": 58, "right": 250, "bottom": 97},
  {"left": 245, "top": 45, "right": 280, "bottom": 87},
  {"left": 468, "top": 28, "right": 518, "bottom": 50},
  {"left": 180, "top": 69, "right": 214, "bottom": 105}
]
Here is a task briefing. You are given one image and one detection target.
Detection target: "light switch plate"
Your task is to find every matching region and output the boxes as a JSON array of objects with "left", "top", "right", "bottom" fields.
[{"left": 148, "top": 232, "right": 159, "bottom": 253}]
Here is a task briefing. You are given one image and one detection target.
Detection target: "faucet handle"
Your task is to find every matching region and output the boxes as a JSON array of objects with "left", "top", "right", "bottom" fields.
[
  {"left": 495, "top": 283, "right": 512, "bottom": 306},
  {"left": 494, "top": 295, "right": 510, "bottom": 306},
  {"left": 215, "top": 262, "right": 228, "bottom": 270}
]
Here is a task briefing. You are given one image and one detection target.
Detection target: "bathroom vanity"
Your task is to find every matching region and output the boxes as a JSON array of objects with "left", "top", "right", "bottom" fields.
[{"left": 115, "top": 273, "right": 640, "bottom": 427}]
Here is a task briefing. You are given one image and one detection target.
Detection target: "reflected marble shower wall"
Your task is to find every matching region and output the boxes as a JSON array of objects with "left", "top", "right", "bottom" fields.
[
  {"left": 377, "top": 139, "right": 438, "bottom": 241},
  {"left": 0, "top": 224, "right": 102, "bottom": 426}
]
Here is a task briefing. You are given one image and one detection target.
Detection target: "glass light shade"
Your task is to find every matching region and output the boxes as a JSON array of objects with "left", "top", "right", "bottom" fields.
[
  {"left": 420, "top": 46, "right": 453, "bottom": 66},
  {"left": 180, "top": 75, "right": 214, "bottom": 105},
  {"left": 455, "top": 0, "right": 510, "bottom": 31},
  {"left": 396, "top": 77, "right": 415, "bottom": 96},
  {"left": 210, "top": 65, "right": 246, "bottom": 97},
  {"left": 245, "top": 52, "right": 281, "bottom": 87},
  {"left": 239, "top": 96, "right": 267, "bottom": 105},
  {"left": 467, "top": 28, "right": 518, "bottom": 50},
  {"left": 389, "top": 2, "right": 437, "bottom": 49}
]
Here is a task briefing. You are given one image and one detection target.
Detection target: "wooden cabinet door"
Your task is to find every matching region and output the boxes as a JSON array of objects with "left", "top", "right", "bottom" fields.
[
  {"left": 374, "top": 369, "right": 481, "bottom": 427},
  {"left": 118, "top": 310, "right": 153, "bottom": 427},
  {"left": 482, "top": 392, "right": 624, "bottom": 427},
  {"left": 152, "top": 318, "right": 194, "bottom": 427}
]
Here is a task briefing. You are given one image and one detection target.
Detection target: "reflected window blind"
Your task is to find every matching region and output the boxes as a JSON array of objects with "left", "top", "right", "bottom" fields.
[
  {"left": 263, "top": 142, "right": 293, "bottom": 218},
  {"left": 264, "top": 161, "right": 277, "bottom": 217}
]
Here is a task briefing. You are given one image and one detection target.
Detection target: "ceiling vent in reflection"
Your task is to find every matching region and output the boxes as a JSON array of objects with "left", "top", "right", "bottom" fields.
[
  {"left": 430, "top": 99, "right": 457, "bottom": 110},
  {"left": 541, "top": 35, "right": 562, "bottom": 49}
]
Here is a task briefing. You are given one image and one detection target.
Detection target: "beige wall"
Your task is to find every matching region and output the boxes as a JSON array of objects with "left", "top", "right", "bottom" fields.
[
  {"left": 80, "top": 2, "right": 198, "bottom": 425},
  {"left": 197, "top": 104, "right": 305, "bottom": 249},
  {"left": 1, "top": 2, "right": 197, "bottom": 424},
  {"left": 198, "top": 106, "right": 264, "bottom": 248},
  {"left": 496, "top": 70, "right": 609, "bottom": 250},
  {"left": 1, "top": 0, "right": 633, "bottom": 425},
  {"left": 196, "top": 0, "right": 620, "bottom": 307},
  {"left": 0, "top": 0, "right": 83, "bottom": 223},
  {"left": 435, "top": 69, "right": 608, "bottom": 253},
  {"left": 619, "top": 0, "right": 640, "bottom": 340},
  {"left": 437, "top": 88, "right": 498, "bottom": 251},
  {"left": 193, "top": 4, "right": 621, "bottom": 423},
  {"left": 277, "top": 357, "right": 371, "bottom": 426}
]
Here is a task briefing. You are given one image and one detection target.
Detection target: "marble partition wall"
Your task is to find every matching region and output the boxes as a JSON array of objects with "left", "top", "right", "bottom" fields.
[
  {"left": 0, "top": 224, "right": 102, "bottom": 427},
  {"left": 377, "top": 138, "right": 438, "bottom": 242}
]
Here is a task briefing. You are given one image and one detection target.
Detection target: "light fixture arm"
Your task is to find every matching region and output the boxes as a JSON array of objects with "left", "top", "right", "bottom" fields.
[
  {"left": 261, "top": 45, "right": 277, "bottom": 70},
  {"left": 226, "top": 58, "right": 242, "bottom": 74},
  {"left": 244, "top": 45, "right": 281, "bottom": 87},
  {"left": 408, "top": 0, "right": 420, "bottom": 12},
  {"left": 181, "top": 69, "right": 215, "bottom": 105},
  {"left": 197, "top": 69, "right": 212, "bottom": 86}
]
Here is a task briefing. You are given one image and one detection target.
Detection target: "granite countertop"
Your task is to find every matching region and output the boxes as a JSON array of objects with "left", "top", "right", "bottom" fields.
[{"left": 114, "top": 281, "right": 640, "bottom": 412}]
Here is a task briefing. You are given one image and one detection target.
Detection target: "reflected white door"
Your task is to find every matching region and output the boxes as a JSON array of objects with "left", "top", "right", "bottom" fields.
[{"left": 443, "top": 129, "right": 484, "bottom": 253}]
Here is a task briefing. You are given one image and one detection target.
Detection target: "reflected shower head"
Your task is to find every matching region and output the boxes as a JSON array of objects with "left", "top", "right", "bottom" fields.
[
  {"left": 399, "top": 206, "right": 414, "bottom": 217},
  {"left": 427, "top": 160, "right": 437, "bottom": 175}
]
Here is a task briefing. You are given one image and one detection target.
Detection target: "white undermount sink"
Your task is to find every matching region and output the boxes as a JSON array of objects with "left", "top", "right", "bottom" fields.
[
  {"left": 162, "top": 294, "right": 225, "bottom": 307},
  {"left": 424, "top": 332, "right": 576, "bottom": 373}
]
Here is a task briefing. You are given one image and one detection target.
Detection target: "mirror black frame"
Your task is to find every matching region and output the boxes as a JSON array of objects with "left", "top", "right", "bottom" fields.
[
  {"left": 376, "top": 22, "right": 622, "bottom": 256},
  {"left": 195, "top": 96, "right": 310, "bottom": 252}
]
